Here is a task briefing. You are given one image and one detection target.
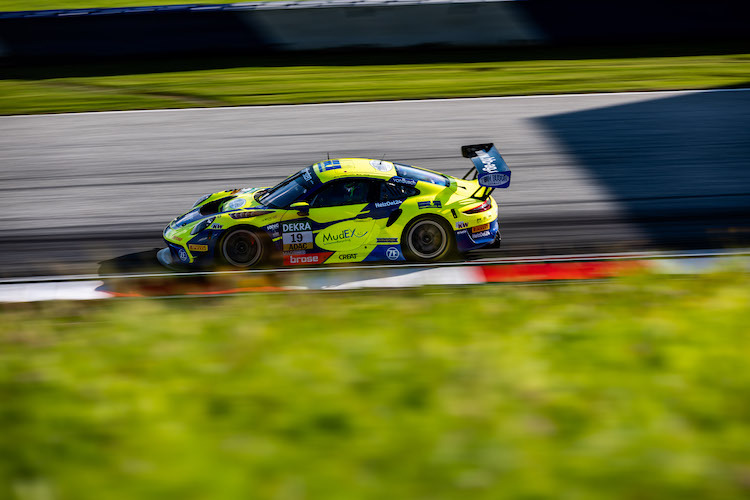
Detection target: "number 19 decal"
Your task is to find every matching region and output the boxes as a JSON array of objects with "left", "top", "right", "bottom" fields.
[{"left": 282, "top": 230, "right": 313, "bottom": 251}]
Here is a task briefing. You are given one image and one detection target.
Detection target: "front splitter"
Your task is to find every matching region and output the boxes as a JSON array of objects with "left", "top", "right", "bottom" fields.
[{"left": 157, "top": 248, "right": 187, "bottom": 271}]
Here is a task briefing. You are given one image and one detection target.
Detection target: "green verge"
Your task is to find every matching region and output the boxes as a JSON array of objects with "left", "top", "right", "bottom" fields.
[
  {"left": 0, "top": 0, "right": 251, "bottom": 10},
  {"left": 2, "top": 272, "right": 750, "bottom": 499},
  {"left": 1, "top": 53, "right": 749, "bottom": 115}
]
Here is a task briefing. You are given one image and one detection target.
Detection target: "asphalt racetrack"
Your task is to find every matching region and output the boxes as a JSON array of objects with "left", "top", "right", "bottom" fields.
[{"left": 1, "top": 89, "right": 749, "bottom": 277}]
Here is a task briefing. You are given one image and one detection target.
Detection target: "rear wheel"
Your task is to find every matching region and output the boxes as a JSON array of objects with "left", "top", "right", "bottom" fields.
[
  {"left": 403, "top": 216, "right": 455, "bottom": 262},
  {"left": 219, "top": 228, "right": 266, "bottom": 268}
]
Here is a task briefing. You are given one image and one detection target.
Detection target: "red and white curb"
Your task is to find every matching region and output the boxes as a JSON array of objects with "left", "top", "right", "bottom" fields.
[{"left": 1, "top": 250, "right": 747, "bottom": 302}]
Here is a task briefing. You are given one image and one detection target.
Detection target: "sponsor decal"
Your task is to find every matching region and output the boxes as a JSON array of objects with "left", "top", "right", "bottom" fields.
[
  {"left": 283, "top": 222, "right": 312, "bottom": 232},
  {"left": 386, "top": 247, "right": 400, "bottom": 260},
  {"left": 370, "top": 160, "right": 394, "bottom": 172},
  {"left": 472, "top": 230, "right": 491, "bottom": 239},
  {"left": 210, "top": 223, "right": 223, "bottom": 230},
  {"left": 322, "top": 228, "right": 368, "bottom": 243},
  {"left": 374, "top": 199, "right": 402, "bottom": 209},
  {"left": 303, "top": 169, "right": 313, "bottom": 182},
  {"left": 282, "top": 230, "right": 313, "bottom": 251},
  {"left": 338, "top": 253, "right": 357, "bottom": 260},
  {"left": 418, "top": 200, "right": 442, "bottom": 209},
  {"left": 476, "top": 150, "right": 498, "bottom": 173},
  {"left": 316, "top": 219, "right": 375, "bottom": 251},
  {"left": 283, "top": 231, "right": 312, "bottom": 245},
  {"left": 178, "top": 249, "right": 189, "bottom": 262},
  {"left": 225, "top": 198, "right": 246, "bottom": 210},
  {"left": 189, "top": 244, "right": 208, "bottom": 252},
  {"left": 285, "top": 242, "right": 313, "bottom": 251},
  {"left": 391, "top": 176, "right": 417, "bottom": 186},
  {"left": 377, "top": 237, "right": 398, "bottom": 244},
  {"left": 284, "top": 252, "right": 333, "bottom": 266},
  {"left": 228, "top": 188, "right": 241, "bottom": 194},
  {"left": 173, "top": 236, "right": 183, "bottom": 241},
  {"left": 471, "top": 223, "right": 490, "bottom": 233},
  {"left": 455, "top": 221, "right": 468, "bottom": 230},
  {"left": 316, "top": 160, "right": 342, "bottom": 173},
  {"left": 481, "top": 172, "right": 510, "bottom": 186},
  {"left": 266, "top": 222, "right": 280, "bottom": 231}
]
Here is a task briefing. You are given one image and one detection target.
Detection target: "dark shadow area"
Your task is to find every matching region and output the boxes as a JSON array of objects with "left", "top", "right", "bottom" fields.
[
  {"left": 536, "top": 86, "right": 750, "bottom": 251},
  {"left": 3, "top": 40, "right": 750, "bottom": 80},
  {"left": 96, "top": 249, "right": 230, "bottom": 296},
  {"left": 97, "top": 249, "right": 164, "bottom": 275}
]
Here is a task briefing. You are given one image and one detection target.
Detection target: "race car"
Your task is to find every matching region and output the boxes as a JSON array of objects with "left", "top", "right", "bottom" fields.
[{"left": 157, "top": 143, "right": 511, "bottom": 269}]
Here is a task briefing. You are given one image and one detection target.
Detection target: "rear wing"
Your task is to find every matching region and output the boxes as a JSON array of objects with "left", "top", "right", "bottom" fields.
[{"left": 461, "top": 143, "right": 511, "bottom": 199}]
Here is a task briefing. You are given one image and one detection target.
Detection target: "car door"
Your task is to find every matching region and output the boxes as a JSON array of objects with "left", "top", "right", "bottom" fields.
[
  {"left": 369, "top": 178, "right": 420, "bottom": 229},
  {"left": 280, "top": 178, "right": 378, "bottom": 260},
  {"left": 308, "top": 178, "right": 379, "bottom": 253}
]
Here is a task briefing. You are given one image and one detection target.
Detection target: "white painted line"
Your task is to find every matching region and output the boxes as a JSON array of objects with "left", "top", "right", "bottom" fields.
[
  {"left": 322, "top": 266, "right": 485, "bottom": 289},
  {"left": 2, "top": 88, "right": 748, "bottom": 118},
  {"left": 0, "top": 280, "right": 110, "bottom": 302}
]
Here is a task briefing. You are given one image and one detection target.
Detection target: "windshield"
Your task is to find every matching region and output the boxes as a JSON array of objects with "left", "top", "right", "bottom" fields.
[
  {"left": 258, "top": 167, "right": 319, "bottom": 208},
  {"left": 395, "top": 164, "right": 450, "bottom": 187}
]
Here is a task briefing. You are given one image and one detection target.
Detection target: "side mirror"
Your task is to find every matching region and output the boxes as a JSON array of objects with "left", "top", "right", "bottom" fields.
[{"left": 290, "top": 201, "right": 310, "bottom": 216}]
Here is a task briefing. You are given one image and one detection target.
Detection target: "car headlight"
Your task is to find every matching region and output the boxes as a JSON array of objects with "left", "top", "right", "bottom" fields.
[
  {"left": 190, "top": 217, "right": 215, "bottom": 235},
  {"left": 193, "top": 194, "right": 211, "bottom": 207}
]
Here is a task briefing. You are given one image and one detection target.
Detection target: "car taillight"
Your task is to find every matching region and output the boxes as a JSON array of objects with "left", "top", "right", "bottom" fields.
[{"left": 463, "top": 199, "right": 492, "bottom": 214}]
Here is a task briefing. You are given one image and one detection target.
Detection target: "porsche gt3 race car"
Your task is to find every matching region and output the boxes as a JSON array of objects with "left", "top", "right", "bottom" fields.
[{"left": 157, "top": 143, "right": 511, "bottom": 269}]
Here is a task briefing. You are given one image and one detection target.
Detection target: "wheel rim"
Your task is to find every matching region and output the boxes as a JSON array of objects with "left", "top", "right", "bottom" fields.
[
  {"left": 222, "top": 230, "right": 262, "bottom": 267},
  {"left": 407, "top": 219, "right": 448, "bottom": 260}
]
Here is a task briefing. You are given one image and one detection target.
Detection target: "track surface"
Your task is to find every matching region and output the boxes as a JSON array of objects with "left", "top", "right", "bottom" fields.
[{"left": 1, "top": 89, "right": 749, "bottom": 277}]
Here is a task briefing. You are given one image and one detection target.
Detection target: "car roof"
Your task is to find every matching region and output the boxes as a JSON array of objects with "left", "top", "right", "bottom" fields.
[
  {"left": 312, "top": 158, "right": 399, "bottom": 182},
  {"left": 312, "top": 158, "right": 455, "bottom": 185}
]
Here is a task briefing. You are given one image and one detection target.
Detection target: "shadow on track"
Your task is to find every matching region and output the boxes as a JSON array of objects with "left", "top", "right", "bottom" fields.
[
  {"left": 96, "top": 249, "right": 291, "bottom": 296},
  {"left": 94, "top": 247, "right": 494, "bottom": 296},
  {"left": 535, "top": 87, "right": 750, "bottom": 251},
  {"left": 97, "top": 248, "right": 164, "bottom": 275}
]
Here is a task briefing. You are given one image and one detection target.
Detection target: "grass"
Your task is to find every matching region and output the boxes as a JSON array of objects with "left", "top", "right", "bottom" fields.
[
  {"left": 2, "top": 52, "right": 749, "bottom": 115},
  {"left": 2, "top": 272, "right": 750, "bottom": 499},
  {"left": 0, "top": 0, "right": 249, "bottom": 11}
]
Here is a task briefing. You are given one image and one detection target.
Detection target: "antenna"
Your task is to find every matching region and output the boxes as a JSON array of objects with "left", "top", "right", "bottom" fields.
[
  {"left": 380, "top": 153, "right": 387, "bottom": 161},
  {"left": 327, "top": 152, "right": 330, "bottom": 160}
]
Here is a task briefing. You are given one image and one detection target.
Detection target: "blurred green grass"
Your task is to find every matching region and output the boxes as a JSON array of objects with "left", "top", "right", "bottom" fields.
[
  {"left": 2, "top": 53, "right": 749, "bottom": 115},
  {"left": 0, "top": 0, "right": 255, "bottom": 10},
  {"left": 2, "top": 272, "right": 750, "bottom": 499}
]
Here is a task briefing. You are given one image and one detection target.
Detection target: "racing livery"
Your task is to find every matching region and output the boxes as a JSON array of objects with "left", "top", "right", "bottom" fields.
[{"left": 158, "top": 143, "right": 511, "bottom": 269}]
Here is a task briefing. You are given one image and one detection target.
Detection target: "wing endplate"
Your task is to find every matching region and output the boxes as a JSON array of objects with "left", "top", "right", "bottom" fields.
[{"left": 461, "top": 143, "right": 511, "bottom": 188}]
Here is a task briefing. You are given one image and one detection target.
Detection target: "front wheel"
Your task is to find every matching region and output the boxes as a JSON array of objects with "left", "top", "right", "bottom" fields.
[
  {"left": 218, "top": 228, "right": 266, "bottom": 268},
  {"left": 402, "top": 216, "right": 455, "bottom": 262}
]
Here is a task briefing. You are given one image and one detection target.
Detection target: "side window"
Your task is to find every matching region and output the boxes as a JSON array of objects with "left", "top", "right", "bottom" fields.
[
  {"left": 378, "top": 180, "right": 419, "bottom": 202},
  {"left": 309, "top": 179, "right": 371, "bottom": 208},
  {"left": 394, "top": 164, "right": 449, "bottom": 187}
]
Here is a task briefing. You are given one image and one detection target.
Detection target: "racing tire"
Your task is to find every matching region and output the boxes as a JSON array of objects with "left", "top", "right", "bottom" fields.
[
  {"left": 218, "top": 227, "right": 267, "bottom": 269},
  {"left": 402, "top": 216, "right": 455, "bottom": 262}
]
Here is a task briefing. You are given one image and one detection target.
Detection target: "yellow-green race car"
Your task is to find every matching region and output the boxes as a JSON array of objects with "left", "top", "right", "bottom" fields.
[{"left": 158, "top": 143, "right": 511, "bottom": 269}]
